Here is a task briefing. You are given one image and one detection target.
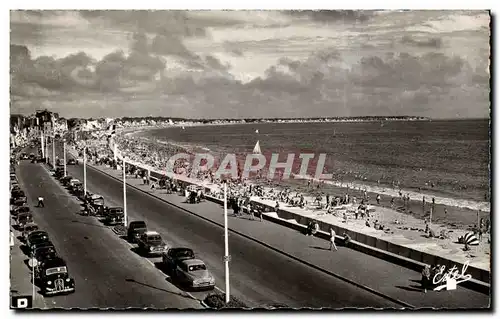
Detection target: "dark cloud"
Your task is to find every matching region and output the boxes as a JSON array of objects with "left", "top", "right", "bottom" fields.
[
  {"left": 10, "top": 42, "right": 488, "bottom": 119},
  {"left": 79, "top": 10, "right": 206, "bottom": 38},
  {"left": 287, "top": 10, "right": 373, "bottom": 23},
  {"left": 401, "top": 35, "right": 443, "bottom": 48},
  {"left": 151, "top": 34, "right": 199, "bottom": 60}
]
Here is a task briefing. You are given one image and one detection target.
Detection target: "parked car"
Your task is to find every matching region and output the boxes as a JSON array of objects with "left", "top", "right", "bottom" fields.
[
  {"left": 36, "top": 257, "right": 75, "bottom": 296},
  {"left": 33, "top": 245, "right": 58, "bottom": 264},
  {"left": 61, "top": 176, "right": 73, "bottom": 186},
  {"left": 69, "top": 179, "right": 81, "bottom": 188},
  {"left": 21, "top": 223, "right": 39, "bottom": 241},
  {"left": 162, "top": 248, "right": 195, "bottom": 272},
  {"left": 137, "top": 231, "right": 169, "bottom": 256},
  {"left": 55, "top": 167, "right": 65, "bottom": 179},
  {"left": 70, "top": 181, "right": 83, "bottom": 194},
  {"left": 20, "top": 153, "right": 29, "bottom": 160},
  {"left": 173, "top": 259, "right": 216, "bottom": 290},
  {"left": 16, "top": 212, "right": 33, "bottom": 228},
  {"left": 26, "top": 231, "right": 50, "bottom": 249},
  {"left": 11, "top": 189, "right": 27, "bottom": 204},
  {"left": 11, "top": 205, "right": 30, "bottom": 216},
  {"left": 127, "top": 221, "right": 147, "bottom": 243},
  {"left": 104, "top": 207, "right": 124, "bottom": 225},
  {"left": 84, "top": 194, "right": 105, "bottom": 216},
  {"left": 67, "top": 159, "right": 77, "bottom": 165},
  {"left": 30, "top": 240, "right": 54, "bottom": 257}
]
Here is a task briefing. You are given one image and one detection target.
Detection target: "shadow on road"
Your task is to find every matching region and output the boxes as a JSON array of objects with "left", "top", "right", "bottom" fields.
[
  {"left": 395, "top": 285, "right": 423, "bottom": 292},
  {"left": 70, "top": 220, "right": 109, "bottom": 229},
  {"left": 309, "top": 245, "right": 330, "bottom": 251},
  {"left": 124, "top": 278, "right": 196, "bottom": 300}
]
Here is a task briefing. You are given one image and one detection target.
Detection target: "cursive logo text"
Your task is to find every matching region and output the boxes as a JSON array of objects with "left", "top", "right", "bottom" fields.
[{"left": 432, "top": 261, "right": 472, "bottom": 291}]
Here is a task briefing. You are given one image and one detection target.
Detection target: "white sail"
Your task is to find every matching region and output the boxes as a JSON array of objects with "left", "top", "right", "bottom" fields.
[{"left": 253, "top": 140, "right": 262, "bottom": 154}]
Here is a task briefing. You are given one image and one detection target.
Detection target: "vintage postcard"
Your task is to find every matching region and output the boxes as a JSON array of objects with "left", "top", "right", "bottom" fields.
[{"left": 9, "top": 10, "right": 491, "bottom": 310}]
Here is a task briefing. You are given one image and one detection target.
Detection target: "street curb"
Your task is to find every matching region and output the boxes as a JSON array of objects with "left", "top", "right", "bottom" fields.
[
  {"left": 88, "top": 164, "right": 414, "bottom": 309},
  {"left": 200, "top": 300, "right": 211, "bottom": 309}
]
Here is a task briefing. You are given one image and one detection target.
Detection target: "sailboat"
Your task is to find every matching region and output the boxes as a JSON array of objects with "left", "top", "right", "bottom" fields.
[{"left": 253, "top": 140, "right": 262, "bottom": 154}]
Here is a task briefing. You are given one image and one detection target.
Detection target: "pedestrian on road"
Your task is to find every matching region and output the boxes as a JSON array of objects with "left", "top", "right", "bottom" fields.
[
  {"left": 37, "top": 196, "right": 44, "bottom": 207},
  {"left": 329, "top": 228, "right": 337, "bottom": 251},
  {"left": 390, "top": 198, "right": 395, "bottom": 209},
  {"left": 421, "top": 265, "right": 431, "bottom": 293},
  {"left": 376, "top": 194, "right": 381, "bottom": 205}
]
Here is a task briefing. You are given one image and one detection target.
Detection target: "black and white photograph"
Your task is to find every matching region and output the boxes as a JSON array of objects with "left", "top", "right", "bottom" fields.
[{"left": 8, "top": 7, "right": 491, "bottom": 310}]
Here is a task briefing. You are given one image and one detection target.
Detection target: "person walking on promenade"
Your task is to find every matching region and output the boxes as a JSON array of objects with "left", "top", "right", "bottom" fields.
[
  {"left": 37, "top": 196, "right": 44, "bottom": 208},
  {"left": 421, "top": 265, "right": 431, "bottom": 293},
  {"left": 248, "top": 202, "right": 254, "bottom": 220},
  {"left": 143, "top": 175, "right": 147, "bottom": 185},
  {"left": 376, "top": 194, "right": 381, "bottom": 205},
  {"left": 329, "top": 228, "right": 337, "bottom": 251},
  {"left": 390, "top": 197, "right": 395, "bottom": 209}
]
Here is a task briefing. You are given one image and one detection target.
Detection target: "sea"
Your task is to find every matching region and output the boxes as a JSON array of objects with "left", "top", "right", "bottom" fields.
[{"left": 137, "top": 119, "right": 490, "bottom": 210}]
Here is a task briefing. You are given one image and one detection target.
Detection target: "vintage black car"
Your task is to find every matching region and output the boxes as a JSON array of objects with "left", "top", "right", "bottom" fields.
[
  {"left": 20, "top": 153, "right": 29, "bottom": 160},
  {"left": 127, "top": 221, "right": 147, "bottom": 242},
  {"left": 11, "top": 205, "right": 30, "bottom": 216},
  {"left": 36, "top": 257, "right": 75, "bottom": 296},
  {"left": 29, "top": 153, "right": 35, "bottom": 160},
  {"left": 11, "top": 190, "right": 27, "bottom": 204},
  {"left": 33, "top": 245, "right": 58, "bottom": 264},
  {"left": 67, "top": 159, "right": 77, "bottom": 165},
  {"left": 104, "top": 207, "right": 124, "bottom": 225},
  {"left": 137, "top": 231, "right": 169, "bottom": 256},
  {"left": 61, "top": 176, "right": 73, "bottom": 186},
  {"left": 84, "top": 194, "right": 105, "bottom": 216},
  {"left": 27, "top": 231, "right": 50, "bottom": 249},
  {"left": 162, "top": 247, "right": 195, "bottom": 272},
  {"left": 55, "top": 167, "right": 65, "bottom": 179},
  {"left": 30, "top": 241, "right": 55, "bottom": 258},
  {"left": 16, "top": 212, "right": 33, "bottom": 228},
  {"left": 70, "top": 181, "right": 83, "bottom": 194},
  {"left": 21, "top": 223, "right": 39, "bottom": 240}
]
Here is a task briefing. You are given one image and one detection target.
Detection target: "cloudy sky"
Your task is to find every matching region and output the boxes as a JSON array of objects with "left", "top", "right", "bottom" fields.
[{"left": 10, "top": 10, "right": 490, "bottom": 119}]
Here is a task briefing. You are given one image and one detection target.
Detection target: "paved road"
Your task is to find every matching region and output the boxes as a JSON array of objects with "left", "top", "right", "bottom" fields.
[
  {"left": 53, "top": 147, "right": 400, "bottom": 308},
  {"left": 14, "top": 155, "right": 203, "bottom": 309}
]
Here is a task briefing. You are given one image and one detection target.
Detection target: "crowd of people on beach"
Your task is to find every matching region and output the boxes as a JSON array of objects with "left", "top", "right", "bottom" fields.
[{"left": 71, "top": 130, "right": 490, "bottom": 256}]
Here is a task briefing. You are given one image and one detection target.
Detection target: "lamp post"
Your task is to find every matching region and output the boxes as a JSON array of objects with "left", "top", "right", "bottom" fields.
[
  {"left": 123, "top": 158, "right": 127, "bottom": 227},
  {"left": 223, "top": 182, "right": 230, "bottom": 303},
  {"left": 63, "top": 140, "right": 67, "bottom": 177},
  {"left": 83, "top": 146, "right": 87, "bottom": 196},
  {"left": 52, "top": 134, "right": 56, "bottom": 169}
]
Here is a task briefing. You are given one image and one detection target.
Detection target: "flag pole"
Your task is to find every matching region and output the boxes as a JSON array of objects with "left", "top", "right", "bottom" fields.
[
  {"left": 224, "top": 182, "right": 230, "bottom": 303},
  {"left": 123, "top": 158, "right": 127, "bottom": 227}
]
